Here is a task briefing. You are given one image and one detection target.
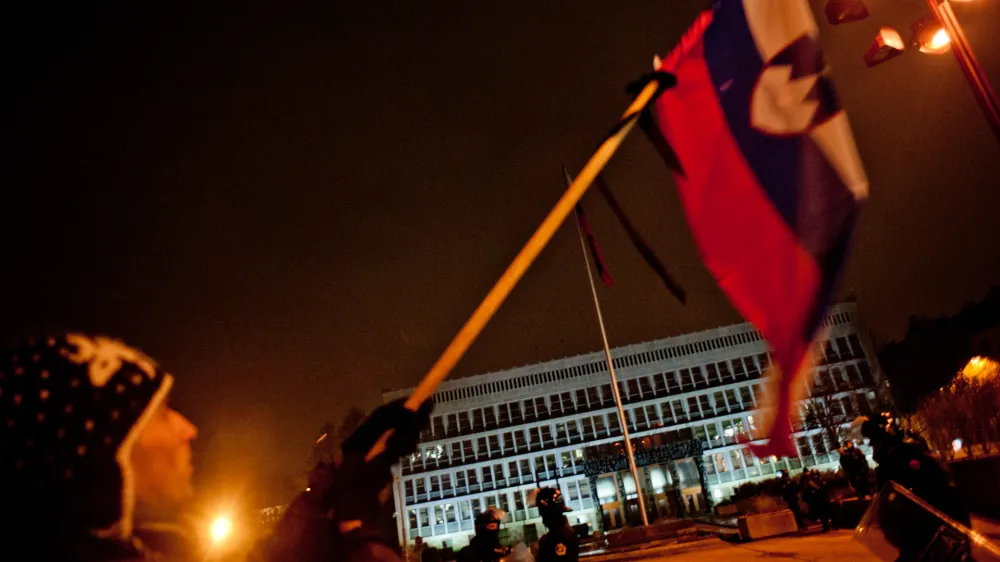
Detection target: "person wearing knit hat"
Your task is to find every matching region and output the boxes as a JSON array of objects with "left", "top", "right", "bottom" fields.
[
  {"left": 0, "top": 333, "right": 195, "bottom": 560},
  {"left": 0, "top": 333, "right": 430, "bottom": 562}
]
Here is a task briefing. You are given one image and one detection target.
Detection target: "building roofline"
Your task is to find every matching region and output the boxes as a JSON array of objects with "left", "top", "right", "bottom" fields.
[{"left": 382, "top": 302, "right": 859, "bottom": 404}]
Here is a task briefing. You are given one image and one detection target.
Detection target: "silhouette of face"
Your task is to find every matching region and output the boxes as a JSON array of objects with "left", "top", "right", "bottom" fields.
[{"left": 130, "top": 403, "right": 198, "bottom": 512}]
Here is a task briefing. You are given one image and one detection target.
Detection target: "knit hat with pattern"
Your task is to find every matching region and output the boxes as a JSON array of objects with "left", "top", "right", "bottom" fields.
[{"left": 0, "top": 333, "right": 173, "bottom": 538}]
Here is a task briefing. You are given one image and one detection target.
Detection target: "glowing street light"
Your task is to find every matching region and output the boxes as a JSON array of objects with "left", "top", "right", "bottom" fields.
[
  {"left": 210, "top": 516, "right": 233, "bottom": 545},
  {"left": 910, "top": 14, "right": 952, "bottom": 55}
]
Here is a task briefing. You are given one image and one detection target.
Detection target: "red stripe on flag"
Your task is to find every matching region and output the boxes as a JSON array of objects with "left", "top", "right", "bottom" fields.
[{"left": 654, "top": 18, "right": 819, "bottom": 458}]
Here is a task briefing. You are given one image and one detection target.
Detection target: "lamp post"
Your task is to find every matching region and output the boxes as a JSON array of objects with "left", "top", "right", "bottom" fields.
[
  {"left": 845, "top": 0, "right": 1000, "bottom": 143},
  {"left": 926, "top": 0, "right": 1000, "bottom": 143}
]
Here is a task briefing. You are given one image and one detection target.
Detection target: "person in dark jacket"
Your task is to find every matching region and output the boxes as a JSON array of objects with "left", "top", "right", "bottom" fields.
[
  {"left": 776, "top": 471, "right": 803, "bottom": 530},
  {"left": 862, "top": 418, "right": 970, "bottom": 561},
  {"left": 534, "top": 487, "right": 579, "bottom": 562},
  {"left": 839, "top": 440, "right": 871, "bottom": 498},
  {"left": 457, "top": 508, "right": 511, "bottom": 562},
  {"left": 0, "top": 333, "right": 429, "bottom": 562},
  {"left": 800, "top": 470, "right": 832, "bottom": 532}
]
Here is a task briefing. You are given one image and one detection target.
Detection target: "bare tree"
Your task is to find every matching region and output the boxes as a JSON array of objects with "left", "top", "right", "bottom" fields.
[
  {"left": 800, "top": 367, "right": 871, "bottom": 450},
  {"left": 915, "top": 357, "right": 1000, "bottom": 457}
]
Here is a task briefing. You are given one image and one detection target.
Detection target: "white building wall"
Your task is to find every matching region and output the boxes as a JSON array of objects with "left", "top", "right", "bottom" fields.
[{"left": 384, "top": 302, "right": 881, "bottom": 549}]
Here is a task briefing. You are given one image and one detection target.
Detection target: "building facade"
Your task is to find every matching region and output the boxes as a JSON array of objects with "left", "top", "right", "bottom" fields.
[{"left": 383, "top": 302, "right": 882, "bottom": 550}]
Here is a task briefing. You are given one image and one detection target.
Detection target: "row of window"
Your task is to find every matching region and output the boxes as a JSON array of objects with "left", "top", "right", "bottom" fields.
[
  {"left": 704, "top": 422, "right": 864, "bottom": 478},
  {"left": 811, "top": 361, "right": 875, "bottom": 391},
  {"left": 404, "top": 449, "right": 587, "bottom": 503},
  {"left": 423, "top": 343, "right": 871, "bottom": 447},
  {"left": 406, "top": 479, "right": 594, "bottom": 539},
  {"left": 404, "top": 362, "right": 873, "bottom": 476},
  {"left": 428, "top": 327, "right": 770, "bottom": 406},
  {"left": 422, "top": 353, "right": 772, "bottom": 443},
  {"left": 404, "top": 381, "right": 766, "bottom": 476},
  {"left": 427, "top": 313, "right": 857, "bottom": 407},
  {"left": 404, "top": 364, "right": 874, "bottom": 477}
]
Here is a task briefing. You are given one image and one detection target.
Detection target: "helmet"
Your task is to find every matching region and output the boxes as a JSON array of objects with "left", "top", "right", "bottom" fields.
[
  {"left": 533, "top": 487, "right": 571, "bottom": 515},
  {"left": 474, "top": 507, "right": 505, "bottom": 535}
]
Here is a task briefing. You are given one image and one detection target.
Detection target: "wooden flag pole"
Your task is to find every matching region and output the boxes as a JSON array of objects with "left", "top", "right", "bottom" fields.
[{"left": 366, "top": 77, "right": 668, "bottom": 461}]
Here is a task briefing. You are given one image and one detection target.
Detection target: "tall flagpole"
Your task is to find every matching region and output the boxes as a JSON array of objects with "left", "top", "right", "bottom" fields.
[{"left": 565, "top": 167, "right": 649, "bottom": 528}]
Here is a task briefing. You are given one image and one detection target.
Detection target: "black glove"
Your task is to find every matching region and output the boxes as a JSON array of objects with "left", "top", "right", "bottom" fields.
[
  {"left": 327, "top": 399, "right": 432, "bottom": 543},
  {"left": 341, "top": 398, "right": 433, "bottom": 467}
]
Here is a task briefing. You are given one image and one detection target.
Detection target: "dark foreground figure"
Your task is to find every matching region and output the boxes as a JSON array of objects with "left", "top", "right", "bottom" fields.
[
  {"left": 456, "top": 508, "right": 512, "bottom": 562},
  {"left": 534, "top": 487, "right": 579, "bottom": 562},
  {"left": 862, "top": 417, "right": 970, "bottom": 562}
]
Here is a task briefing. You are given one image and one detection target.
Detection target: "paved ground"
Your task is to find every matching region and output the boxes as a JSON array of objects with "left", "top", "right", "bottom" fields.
[{"left": 589, "top": 530, "right": 880, "bottom": 561}]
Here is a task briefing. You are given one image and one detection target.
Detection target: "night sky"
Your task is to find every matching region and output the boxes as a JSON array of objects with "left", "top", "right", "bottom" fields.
[{"left": 4, "top": 0, "right": 1000, "bottom": 505}]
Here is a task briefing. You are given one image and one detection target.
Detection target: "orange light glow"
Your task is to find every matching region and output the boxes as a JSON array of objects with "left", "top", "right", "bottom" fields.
[
  {"left": 918, "top": 27, "right": 951, "bottom": 54},
  {"left": 930, "top": 29, "right": 950, "bottom": 50},
  {"left": 864, "top": 27, "right": 905, "bottom": 67},
  {"left": 210, "top": 516, "right": 233, "bottom": 544},
  {"left": 881, "top": 27, "right": 904, "bottom": 51},
  {"left": 962, "top": 356, "right": 999, "bottom": 382}
]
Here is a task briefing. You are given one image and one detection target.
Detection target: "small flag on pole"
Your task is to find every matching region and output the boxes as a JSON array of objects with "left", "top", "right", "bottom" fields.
[
  {"left": 565, "top": 166, "right": 614, "bottom": 288},
  {"left": 574, "top": 204, "right": 614, "bottom": 288},
  {"left": 647, "top": 0, "right": 868, "bottom": 458}
]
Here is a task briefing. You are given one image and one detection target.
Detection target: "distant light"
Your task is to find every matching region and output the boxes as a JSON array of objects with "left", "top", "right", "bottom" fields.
[
  {"left": 952, "top": 438, "right": 963, "bottom": 452},
  {"left": 305, "top": 487, "right": 312, "bottom": 492},
  {"left": 865, "top": 27, "right": 905, "bottom": 67},
  {"left": 210, "top": 516, "right": 233, "bottom": 544}
]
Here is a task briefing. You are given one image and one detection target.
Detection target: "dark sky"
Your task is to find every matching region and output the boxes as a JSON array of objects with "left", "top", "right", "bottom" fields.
[{"left": 4, "top": 0, "right": 1000, "bottom": 503}]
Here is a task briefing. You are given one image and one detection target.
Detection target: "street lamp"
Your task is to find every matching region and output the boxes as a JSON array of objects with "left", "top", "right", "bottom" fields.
[
  {"left": 864, "top": 26, "right": 906, "bottom": 67},
  {"left": 909, "top": 15, "right": 951, "bottom": 54},
  {"left": 842, "top": 0, "right": 1000, "bottom": 142}
]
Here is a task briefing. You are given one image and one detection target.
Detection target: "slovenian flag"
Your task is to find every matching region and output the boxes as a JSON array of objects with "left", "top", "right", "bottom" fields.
[{"left": 649, "top": 0, "right": 868, "bottom": 458}]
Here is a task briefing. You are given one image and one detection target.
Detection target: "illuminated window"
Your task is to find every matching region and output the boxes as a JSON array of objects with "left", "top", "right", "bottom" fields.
[
  {"left": 713, "top": 452, "right": 728, "bottom": 473},
  {"left": 730, "top": 449, "right": 744, "bottom": 470}
]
